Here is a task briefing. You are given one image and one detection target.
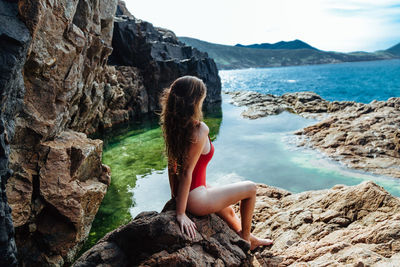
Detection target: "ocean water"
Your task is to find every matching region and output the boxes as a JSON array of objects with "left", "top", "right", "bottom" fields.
[
  {"left": 220, "top": 59, "right": 400, "bottom": 103},
  {"left": 81, "top": 59, "right": 400, "bottom": 255}
]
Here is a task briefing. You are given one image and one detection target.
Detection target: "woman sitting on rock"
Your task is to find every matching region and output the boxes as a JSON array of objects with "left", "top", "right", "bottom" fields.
[{"left": 159, "top": 75, "right": 273, "bottom": 250}]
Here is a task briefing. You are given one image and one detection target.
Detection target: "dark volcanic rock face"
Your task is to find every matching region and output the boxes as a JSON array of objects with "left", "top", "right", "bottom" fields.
[
  {"left": 0, "top": 1, "right": 31, "bottom": 266},
  {"left": 108, "top": 6, "right": 221, "bottom": 111}
]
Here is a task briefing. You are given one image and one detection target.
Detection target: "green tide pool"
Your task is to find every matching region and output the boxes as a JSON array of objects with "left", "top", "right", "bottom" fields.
[{"left": 78, "top": 93, "right": 400, "bottom": 257}]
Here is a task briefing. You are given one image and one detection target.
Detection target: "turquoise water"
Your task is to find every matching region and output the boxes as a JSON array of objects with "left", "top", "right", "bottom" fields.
[{"left": 220, "top": 59, "right": 400, "bottom": 103}]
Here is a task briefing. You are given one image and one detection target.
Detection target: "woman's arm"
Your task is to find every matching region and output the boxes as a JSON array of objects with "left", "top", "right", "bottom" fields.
[
  {"left": 175, "top": 131, "right": 207, "bottom": 215},
  {"left": 174, "top": 126, "right": 208, "bottom": 238},
  {"left": 168, "top": 161, "right": 177, "bottom": 198}
]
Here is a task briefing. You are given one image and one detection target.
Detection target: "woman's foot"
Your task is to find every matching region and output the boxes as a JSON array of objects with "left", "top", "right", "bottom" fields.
[
  {"left": 249, "top": 234, "right": 273, "bottom": 250},
  {"left": 237, "top": 231, "right": 273, "bottom": 250}
]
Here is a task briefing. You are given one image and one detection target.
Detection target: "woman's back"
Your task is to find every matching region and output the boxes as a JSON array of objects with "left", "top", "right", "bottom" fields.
[{"left": 190, "top": 134, "right": 214, "bottom": 191}]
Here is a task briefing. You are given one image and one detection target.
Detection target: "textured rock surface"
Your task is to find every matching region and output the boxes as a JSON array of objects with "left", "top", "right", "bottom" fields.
[
  {"left": 73, "top": 200, "right": 252, "bottom": 266},
  {"left": 294, "top": 97, "right": 400, "bottom": 178},
  {"left": 0, "top": 1, "right": 31, "bottom": 265},
  {"left": 108, "top": 2, "right": 222, "bottom": 110},
  {"left": 226, "top": 90, "right": 354, "bottom": 119},
  {"left": 101, "top": 65, "right": 148, "bottom": 129},
  {"left": 9, "top": 129, "right": 110, "bottom": 265},
  {"left": 227, "top": 90, "right": 400, "bottom": 179},
  {"left": 250, "top": 181, "right": 400, "bottom": 266},
  {"left": 74, "top": 182, "right": 400, "bottom": 266},
  {"left": 5, "top": 0, "right": 118, "bottom": 265},
  {"left": 3, "top": 0, "right": 222, "bottom": 265}
]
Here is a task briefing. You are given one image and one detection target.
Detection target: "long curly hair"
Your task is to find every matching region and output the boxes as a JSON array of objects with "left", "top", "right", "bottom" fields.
[{"left": 159, "top": 75, "right": 207, "bottom": 177}]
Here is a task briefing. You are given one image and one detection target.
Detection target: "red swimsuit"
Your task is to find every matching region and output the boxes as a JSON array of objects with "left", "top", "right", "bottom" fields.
[{"left": 189, "top": 135, "right": 214, "bottom": 191}]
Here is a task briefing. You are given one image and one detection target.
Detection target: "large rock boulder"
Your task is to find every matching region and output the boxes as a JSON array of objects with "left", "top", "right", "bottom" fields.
[
  {"left": 0, "top": 1, "right": 31, "bottom": 266},
  {"left": 8, "top": 130, "right": 110, "bottom": 265},
  {"left": 251, "top": 181, "right": 400, "bottom": 266},
  {"left": 108, "top": 1, "right": 222, "bottom": 111},
  {"left": 73, "top": 201, "right": 252, "bottom": 266}
]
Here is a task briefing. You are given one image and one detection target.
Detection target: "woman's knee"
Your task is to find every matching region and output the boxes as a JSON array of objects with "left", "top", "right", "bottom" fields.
[{"left": 243, "top": 180, "right": 257, "bottom": 196}]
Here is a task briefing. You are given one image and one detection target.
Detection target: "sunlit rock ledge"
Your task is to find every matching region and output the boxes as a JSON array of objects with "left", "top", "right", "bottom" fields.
[
  {"left": 226, "top": 90, "right": 400, "bottom": 179},
  {"left": 74, "top": 181, "right": 400, "bottom": 266}
]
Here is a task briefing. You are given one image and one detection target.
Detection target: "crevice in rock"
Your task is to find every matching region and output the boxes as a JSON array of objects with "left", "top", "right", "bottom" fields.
[{"left": 72, "top": 0, "right": 91, "bottom": 32}]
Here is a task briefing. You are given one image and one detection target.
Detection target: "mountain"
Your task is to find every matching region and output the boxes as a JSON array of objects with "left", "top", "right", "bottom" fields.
[
  {"left": 178, "top": 36, "right": 398, "bottom": 70},
  {"left": 386, "top": 42, "right": 400, "bottom": 56},
  {"left": 235, "top": 39, "right": 318, "bottom": 50}
]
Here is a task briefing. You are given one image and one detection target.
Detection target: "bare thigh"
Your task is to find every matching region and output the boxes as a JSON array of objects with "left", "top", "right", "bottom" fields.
[{"left": 186, "top": 181, "right": 256, "bottom": 216}]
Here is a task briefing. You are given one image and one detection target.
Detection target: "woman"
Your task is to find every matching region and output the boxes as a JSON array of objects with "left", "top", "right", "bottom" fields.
[{"left": 159, "top": 75, "right": 273, "bottom": 250}]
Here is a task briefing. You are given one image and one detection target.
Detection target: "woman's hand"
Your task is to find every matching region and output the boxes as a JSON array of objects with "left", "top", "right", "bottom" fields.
[{"left": 176, "top": 213, "right": 197, "bottom": 239}]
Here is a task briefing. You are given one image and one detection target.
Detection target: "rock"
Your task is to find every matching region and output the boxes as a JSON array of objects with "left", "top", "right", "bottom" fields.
[
  {"left": 18, "top": 0, "right": 118, "bottom": 138},
  {"left": 73, "top": 200, "right": 252, "bottom": 266},
  {"left": 5, "top": 0, "right": 118, "bottom": 265},
  {"left": 394, "top": 129, "right": 400, "bottom": 155},
  {"left": 226, "top": 91, "right": 334, "bottom": 119},
  {"left": 251, "top": 181, "right": 400, "bottom": 266},
  {"left": 115, "top": 0, "right": 134, "bottom": 17},
  {"left": 0, "top": 1, "right": 32, "bottom": 266},
  {"left": 227, "top": 90, "right": 400, "bottom": 179},
  {"left": 108, "top": 2, "right": 222, "bottom": 110},
  {"left": 74, "top": 182, "right": 400, "bottom": 266},
  {"left": 297, "top": 98, "right": 400, "bottom": 178},
  {"left": 8, "top": 130, "right": 110, "bottom": 265},
  {"left": 100, "top": 65, "right": 149, "bottom": 128},
  {"left": 3, "top": 0, "right": 222, "bottom": 265}
]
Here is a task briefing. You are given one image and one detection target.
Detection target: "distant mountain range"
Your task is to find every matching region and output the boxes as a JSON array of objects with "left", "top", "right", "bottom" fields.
[
  {"left": 386, "top": 43, "right": 400, "bottom": 56},
  {"left": 235, "top": 39, "right": 318, "bottom": 50},
  {"left": 177, "top": 37, "right": 399, "bottom": 70}
]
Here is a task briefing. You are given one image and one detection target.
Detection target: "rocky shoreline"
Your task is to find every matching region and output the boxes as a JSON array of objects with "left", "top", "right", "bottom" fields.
[
  {"left": 74, "top": 181, "right": 400, "bottom": 266},
  {"left": 227, "top": 90, "right": 400, "bottom": 179}
]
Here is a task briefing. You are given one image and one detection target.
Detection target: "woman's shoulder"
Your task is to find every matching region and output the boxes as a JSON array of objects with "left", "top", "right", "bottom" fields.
[
  {"left": 193, "top": 121, "right": 209, "bottom": 141},
  {"left": 199, "top": 121, "right": 209, "bottom": 133}
]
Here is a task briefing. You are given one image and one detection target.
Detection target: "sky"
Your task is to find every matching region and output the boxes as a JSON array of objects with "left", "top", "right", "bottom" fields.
[{"left": 125, "top": 0, "right": 400, "bottom": 52}]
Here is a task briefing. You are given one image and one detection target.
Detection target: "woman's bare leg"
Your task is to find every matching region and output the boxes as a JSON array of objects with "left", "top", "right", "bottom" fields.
[
  {"left": 197, "top": 184, "right": 273, "bottom": 250},
  {"left": 187, "top": 181, "right": 256, "bottom": 241},
  {"left": 216, "top": 205, "right": 241, "bottom": 232},
  {"left": 205, "top": 184, "right": 241, "bottom": 232},
  {"left": 216, "top": 203, "right": 273, "bottom": 250}
]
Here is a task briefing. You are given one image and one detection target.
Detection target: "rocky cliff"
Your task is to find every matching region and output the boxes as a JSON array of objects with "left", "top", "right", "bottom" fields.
[
  {"left": 74, "top": 181, "right": 400, "bottom": 266},
  {"left": 108, "top": 3, "right": 221, "bottom": 113},
  {"left": 0, "top": 1, "right": 31, "bottom": 265},
  {"left": 5, "top": 0, "right": 118, "bottom": 265},
  {"left": 1, "top": 0, "right": 222, "bottom": 266}
]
